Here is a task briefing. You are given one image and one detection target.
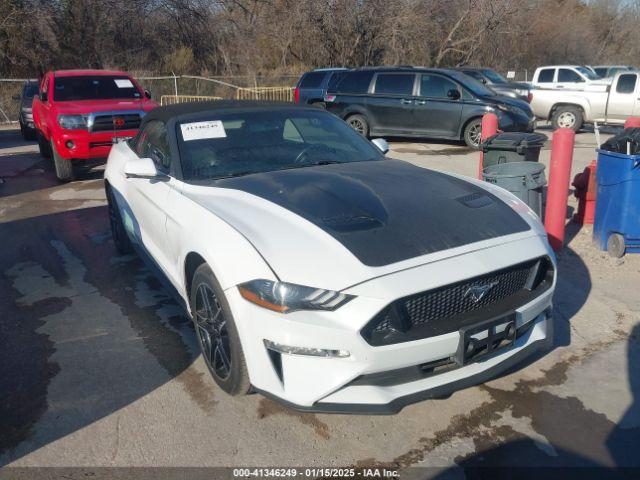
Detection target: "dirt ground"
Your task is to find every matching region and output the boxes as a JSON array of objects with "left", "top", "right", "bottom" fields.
[{"left": 0, "top": 125, "right": 638, "bottom": 478}]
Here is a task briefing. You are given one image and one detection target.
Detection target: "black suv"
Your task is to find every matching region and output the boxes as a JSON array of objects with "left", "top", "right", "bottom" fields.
[
  {"left": 324, "top": 67, "right": 535, "bottom": 148},
  {"left": 453, "top": 67, "right": 531, "bottom": 103}
]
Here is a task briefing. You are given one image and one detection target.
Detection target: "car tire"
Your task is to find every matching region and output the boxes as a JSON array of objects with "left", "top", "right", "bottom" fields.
[
  {"left": 463, "top": 118, "right": 483, "bottom": 148},
  {"left": 106, "top": 185, "right": 133, "bottom": 255},
  {"left": 551, "top": 106, "right": 583, "bottom": 132},
  {"left": 37, "top": 131, "right": 51, "bottom": 158},
  {"left": 51, "top": 140, "right": 75, "bottom": 182},
  {"left": 190, "top": 263, "right": 251, "bottom": 396},
  {"left": 20, "top": 122, "right": 35, "bottom": 141},
  {"left": 346, "top": 114, "right": 369, "bottom": 137}
]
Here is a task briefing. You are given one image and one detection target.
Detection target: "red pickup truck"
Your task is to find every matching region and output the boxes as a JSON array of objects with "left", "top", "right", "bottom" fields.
[{"left": 32, "top": 69, "right": 158, "bottom": 181}]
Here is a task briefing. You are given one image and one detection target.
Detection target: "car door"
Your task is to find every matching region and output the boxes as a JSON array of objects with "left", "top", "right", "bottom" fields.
[
  {"left": 412, "top": 73, "right": 464, "bottom": 138},
  {"left": 606, "top": 73, "right": 640, "bottom": 121},
  {"left": 557, "top": 68, "right": 585, "bottom": 89},
  {"left": 366, "top": 72, "right": 417, "bottom": 134},
  {"left": 125, "top": 120, "right": 180, "bottom": 277}
]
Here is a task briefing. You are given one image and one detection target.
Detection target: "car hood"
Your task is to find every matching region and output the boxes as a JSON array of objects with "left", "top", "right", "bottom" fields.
[
  {"left": 53, "top": 98, "right": 156, "bottom": 114},
  {"left": 182, "top": 160, "right": 537, "bottom": 290}
]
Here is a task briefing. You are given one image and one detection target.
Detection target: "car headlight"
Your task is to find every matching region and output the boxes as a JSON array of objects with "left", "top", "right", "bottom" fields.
[
  {"left": 58, "top": 114, "right": 88, "bottom": 130},
  {"left": 238, "top": 279, "right": 354, "bottom": 313},
  {"left": 496, "top": 103, "right": 530, "bottom": 117}
]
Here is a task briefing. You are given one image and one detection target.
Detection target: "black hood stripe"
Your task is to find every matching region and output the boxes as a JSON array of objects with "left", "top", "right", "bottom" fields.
[{"left": 215, "top": 160, "right": 530, "bottom": 267}]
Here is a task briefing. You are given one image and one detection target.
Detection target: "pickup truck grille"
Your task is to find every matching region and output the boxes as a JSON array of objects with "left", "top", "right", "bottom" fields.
[
  {"left": 361, "top": 256, "right": 554, "bottom": 346},
  {"left": 91, "top": 113, "right": 141, "bottom": 132}
]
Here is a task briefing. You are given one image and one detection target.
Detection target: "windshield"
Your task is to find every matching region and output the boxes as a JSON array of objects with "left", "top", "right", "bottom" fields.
[
  {"left": 483, "top": 69, "right": 508, "bottom": 84},
  {"left": 53, "top": 75, "right": 142, "bottom": 101},
  {"left": 448, "top": 71, "right": 495, "bottom": 97},
  {"left": 576, "top": 67, "right": 600, "bottom": 81},
  {"left": 177, "top": 110, "right": 383, "bottom": 181}
]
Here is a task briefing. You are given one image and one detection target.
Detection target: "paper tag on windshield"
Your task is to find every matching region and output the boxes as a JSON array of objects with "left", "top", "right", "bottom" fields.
[
  {"left": 180, "top": 121, "right": 227, "bottom": 141},
  {"left": 114, "top": 79, "right": 134, "bottom": 88}
]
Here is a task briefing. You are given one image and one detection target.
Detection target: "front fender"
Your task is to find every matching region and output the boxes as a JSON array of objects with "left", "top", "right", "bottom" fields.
[{"left": 172, "top": 196, "right": 277, "bottom": 303}]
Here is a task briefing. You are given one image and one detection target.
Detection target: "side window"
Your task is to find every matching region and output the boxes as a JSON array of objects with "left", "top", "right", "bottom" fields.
[
  {"left": 594, "top": 68, "right": 607, "bottom": 78},
  {"left": 374, "top": 74, "right": 415, "bottom": 95},
  {"left": 420, "top": 74, "right": 460, "bottom": 99},
  {"left": 558, "top": 69, "right": 583, "bottom": 82},
  {"left": 299, "top": 72, "right": 326, "bottom": 89},
  {"left": 616, "top": 74, "right": 637, "bottom": 94},
  {"left": 464, "top": 71, "right": 486, "bottom": 83},
  {"left": 333, "top": 71, "right": 374, "bottom": 94},
  {"left": 282, "top": 119, "right": 303, "bottom": 143},
  {"left": 135, "top": 121, "right": 171, "bottom": 171},
  {"left": 538, "top": 69, "right": 555, "bottom": 83}
]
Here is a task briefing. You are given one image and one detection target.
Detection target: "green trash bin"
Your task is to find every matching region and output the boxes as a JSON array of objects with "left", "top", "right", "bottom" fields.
[
  {"left": 481, "top": 132, "right": 547, "bottom": 168},
  {"left": 483, "top": 161, "right": 547, "bottom": 217}
]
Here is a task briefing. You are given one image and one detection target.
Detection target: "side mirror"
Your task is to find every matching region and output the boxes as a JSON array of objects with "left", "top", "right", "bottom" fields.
[
  {"left": 12, "top": 94, "right": 20, "bottom": 101},
  {"left": 124, "top": 157, "right": 165, "bottom": 179},
  {"left": 447, "top": 89, "right": 461, "bottom": 100},
  {"left": 371, "top": 138, "right": 389, "bottom": 154},
  {"left": 144, "top": 89, "right": 152, "bottom": 99}
]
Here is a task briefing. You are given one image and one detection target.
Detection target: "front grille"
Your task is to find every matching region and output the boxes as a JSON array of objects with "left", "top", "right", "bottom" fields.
[
  {"left": 361, "top": 257, "right": 553, "bottom": 346},
  {"left": 91, "top": 113, "right": 141, "bottom": 132}
]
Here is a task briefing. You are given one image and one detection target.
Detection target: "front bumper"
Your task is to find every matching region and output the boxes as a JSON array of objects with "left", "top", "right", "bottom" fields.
[
  {"left": 227, "top": 235, "right": 556, "bottom": 413},
  {"left": 20, "top": 110, "right": 34, "bottom": 129},
  {"left": 52, "top": 129, "right": 138, "bottom": 160},
  {"left": 255, "top": 313, "right": 550, "bottom": 414},
  {"left": 499, "top": 113, "right": 536, "bottom": 133}
]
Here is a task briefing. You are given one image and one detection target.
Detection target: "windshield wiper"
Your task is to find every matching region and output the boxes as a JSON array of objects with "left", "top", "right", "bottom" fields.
[{"left": 211, "top": 170, "right": 256, "bottom": 180}]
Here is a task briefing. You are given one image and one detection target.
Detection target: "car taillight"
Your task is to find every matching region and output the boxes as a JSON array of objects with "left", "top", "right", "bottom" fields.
[
  {"left": 527, "top": 92, "right": 533, "bottom": 103},
  {"left": 294, "top": 87, "right": 300, "bottom": 103},
  {"left": 324, "top": 95, "right": 336, "bottom": 103}
]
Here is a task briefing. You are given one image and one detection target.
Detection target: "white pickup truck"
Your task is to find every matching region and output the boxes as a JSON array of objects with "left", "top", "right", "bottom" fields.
[
  {"left": 530, "top": 65, "right": 608, "bottom": 90},
  {"left": 530, "top": 71, "right": 640, "bottom": 131}
]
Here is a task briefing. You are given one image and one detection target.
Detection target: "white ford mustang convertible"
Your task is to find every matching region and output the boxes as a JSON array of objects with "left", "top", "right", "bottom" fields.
[{"left": 104, "top": 101, "right": 556, "bottom": 413}]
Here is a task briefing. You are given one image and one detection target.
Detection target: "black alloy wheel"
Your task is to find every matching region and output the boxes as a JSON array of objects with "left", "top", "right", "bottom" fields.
[{"left": 194, "top": 282, "right": 232, "bottom": 380}]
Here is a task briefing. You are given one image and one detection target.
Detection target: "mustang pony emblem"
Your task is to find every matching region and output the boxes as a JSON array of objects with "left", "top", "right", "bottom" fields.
[{"left": 464, "top": 281, "right": 499, "bottom": 303}]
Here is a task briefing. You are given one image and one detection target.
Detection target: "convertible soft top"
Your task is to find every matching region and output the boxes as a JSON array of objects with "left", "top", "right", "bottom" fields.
[{"left": 143, "top": 100, "right": 310, "bottom": 124}]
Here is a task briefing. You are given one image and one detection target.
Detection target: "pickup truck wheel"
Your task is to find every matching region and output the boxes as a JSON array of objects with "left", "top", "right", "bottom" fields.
[
  {"left": 106, "top": 186, "right": 132, "bottom": 255},
  {"left": 51, "top": 140, "right": 75, "bottom": 181},
  {"left": 190, "top": 264, "right": 251, "bottom": 396},
  {"left": 463, "top": 118, "right": 483, "bottom": 148},
  {"left": 37, "top": 131, "right": 51, "bottom": 158},
  {"left": 346, "top": 114, "right": 369, "bottom": 137},
  {"left": 552, "top": 106, "right": 583, "bottom": 132}
]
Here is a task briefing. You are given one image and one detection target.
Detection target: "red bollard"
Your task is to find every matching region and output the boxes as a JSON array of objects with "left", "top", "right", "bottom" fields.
[
  {"left": 624, "top": 117, "right": 640, "bottom": 129},
  {"left": 544, "top": 128, "right": 575, "bottom": 251},
  {"left": 477, "top": 113, "right": 499, "bottom": 179}
]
